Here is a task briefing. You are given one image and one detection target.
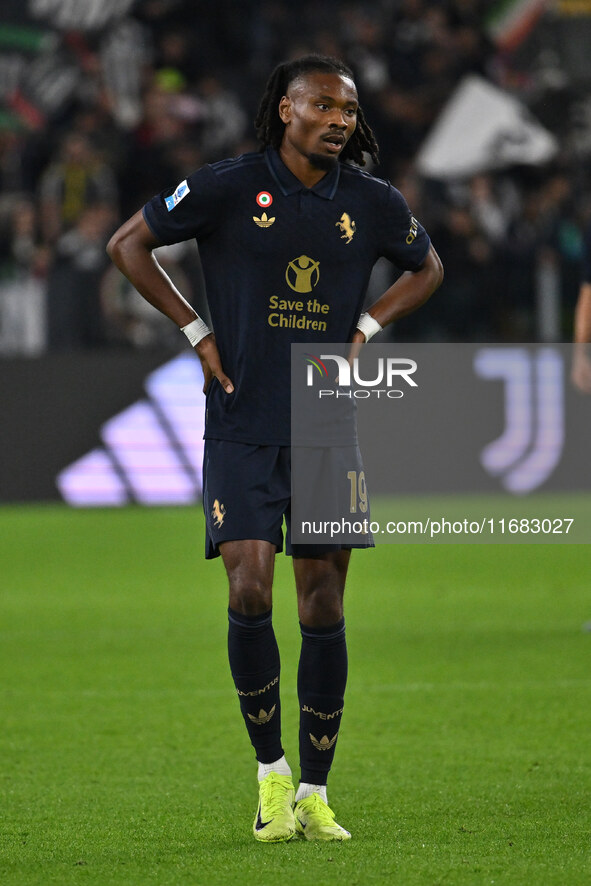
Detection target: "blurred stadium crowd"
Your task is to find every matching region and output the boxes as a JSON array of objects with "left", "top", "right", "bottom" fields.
[{"left": 1, "top": 0, "right": 591, "bottom": 355}]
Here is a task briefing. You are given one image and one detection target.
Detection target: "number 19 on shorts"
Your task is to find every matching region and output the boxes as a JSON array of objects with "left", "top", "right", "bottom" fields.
[{"left": 347, "top": 470, "right": 368, "bottom": 514}]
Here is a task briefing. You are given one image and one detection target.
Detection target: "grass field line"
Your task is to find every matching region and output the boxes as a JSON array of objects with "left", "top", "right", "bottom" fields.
[{"left": 2, "top": 676, "right": 590, "bottom": 702}]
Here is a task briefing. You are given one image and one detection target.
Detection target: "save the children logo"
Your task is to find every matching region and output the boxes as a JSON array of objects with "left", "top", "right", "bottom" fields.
[{"left": 286, "top": 256, "right": 320, "bottom": 293}]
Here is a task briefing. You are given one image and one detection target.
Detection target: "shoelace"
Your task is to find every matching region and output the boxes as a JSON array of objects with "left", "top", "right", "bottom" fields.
[
  {"left": 260, "top": 776, "right": 293, "bottom": 818},
  {"left": 299, "top": 793, "right": 335, "bottom": 823}
]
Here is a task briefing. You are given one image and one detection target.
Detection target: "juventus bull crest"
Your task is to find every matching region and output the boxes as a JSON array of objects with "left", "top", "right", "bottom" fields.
[{"left": 335, "top": 212, "right": 356, "bottom": 244}]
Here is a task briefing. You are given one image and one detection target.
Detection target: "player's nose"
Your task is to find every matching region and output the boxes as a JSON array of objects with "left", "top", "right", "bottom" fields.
[{"left": 328, "top": 116, "right": 348, "bottom": 130}]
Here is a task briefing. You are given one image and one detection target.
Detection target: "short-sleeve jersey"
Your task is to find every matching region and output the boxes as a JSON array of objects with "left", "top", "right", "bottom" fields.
[{"left": 143, "top": 147, "right": 430, "bottom": 445}]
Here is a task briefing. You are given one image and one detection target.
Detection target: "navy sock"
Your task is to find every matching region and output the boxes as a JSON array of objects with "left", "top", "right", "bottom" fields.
[
  {"left": 227, "top": 607, "right": 283, "bottom": 764},
  {"left": 298, "top": 618, "right": 348, "bottom": 785}
]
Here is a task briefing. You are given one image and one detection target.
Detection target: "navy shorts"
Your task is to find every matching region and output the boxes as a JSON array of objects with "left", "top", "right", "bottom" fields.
[{"left": 202, "top": 440, "right": 373, "bottom": 559}]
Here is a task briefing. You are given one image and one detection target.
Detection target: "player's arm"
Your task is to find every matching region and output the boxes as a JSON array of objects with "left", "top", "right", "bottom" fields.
[
  {"left": 106, "top": 210, "right": 233, "bottom": 393},
  {"left": 353, "top": 243, "right": 444, "bottom": 345},
  {"left": 572, "top": 281, "right": 591, "bottom": 393}
]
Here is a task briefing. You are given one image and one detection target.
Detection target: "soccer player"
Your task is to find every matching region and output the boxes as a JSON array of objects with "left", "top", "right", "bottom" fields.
[
  {"left": 107, "top": 55, "right": 443, "bottom": 843},
  {"left": 572, "top": 221, "right": 591, "bottom": 392}
]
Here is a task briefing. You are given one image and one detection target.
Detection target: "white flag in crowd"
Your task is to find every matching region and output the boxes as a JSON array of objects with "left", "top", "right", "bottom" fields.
[{"left": 416, "top": 75, "right": 558, "bottom": 180}]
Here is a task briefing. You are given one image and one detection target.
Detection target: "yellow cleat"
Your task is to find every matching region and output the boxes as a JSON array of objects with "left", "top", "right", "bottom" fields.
[
  {"left": 253, "top": 773, "right": 296, "bottom": 842},
  {"left": 294, "top": 793, "right": 351, "bottom": 841}
]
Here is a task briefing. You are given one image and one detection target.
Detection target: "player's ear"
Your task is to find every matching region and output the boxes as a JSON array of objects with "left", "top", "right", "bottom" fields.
[{"left": 278, "top": 95, "right": 291, "bottom": 125}]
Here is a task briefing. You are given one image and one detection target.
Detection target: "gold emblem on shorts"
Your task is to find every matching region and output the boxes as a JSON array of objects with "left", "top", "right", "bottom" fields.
[
  {"left": 310, "top": 732, "right": 338, "bottom": 751},
  {"left": 212, "top": 499, "right": 226, "bottom": 529},
  {"left": 336, "top": 212, "right": 356, "bottom": 244},
  {"left": 253, "top": 212, "right": 275, "bottom": 227},
  {"left": 248, "top": 705, "right": 276, "bottom": 725}
]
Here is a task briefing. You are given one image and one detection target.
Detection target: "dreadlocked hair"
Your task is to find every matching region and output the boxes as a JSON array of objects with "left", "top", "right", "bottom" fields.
[{"left": 254, "top": 54, "right": 379, "bottom": 167}]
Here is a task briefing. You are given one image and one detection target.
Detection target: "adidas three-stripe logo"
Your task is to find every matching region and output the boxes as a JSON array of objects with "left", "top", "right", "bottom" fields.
[{"left": 57, "top": 354, "right": 206, "bottom": 506}]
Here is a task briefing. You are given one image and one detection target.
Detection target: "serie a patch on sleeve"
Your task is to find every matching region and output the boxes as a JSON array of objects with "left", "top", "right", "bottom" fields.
[{"left": 165, "top": 179, "right": 190, "bottom": 212}]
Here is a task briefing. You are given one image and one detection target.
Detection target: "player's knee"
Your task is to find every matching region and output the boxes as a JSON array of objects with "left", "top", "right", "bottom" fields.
[
  {"left": 298, "top": 586, "right": 344, "bottom": 627},
  {"left": 228, "top": 579, "right": 272, "bottom": 616}
]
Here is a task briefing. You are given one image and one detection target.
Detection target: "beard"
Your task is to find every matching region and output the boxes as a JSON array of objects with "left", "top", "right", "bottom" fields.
[{"left": 308, "top": 152, "right": 339, "bottom": 171}]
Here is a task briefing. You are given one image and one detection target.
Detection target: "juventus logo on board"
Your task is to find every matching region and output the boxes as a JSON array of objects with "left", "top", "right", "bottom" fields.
[{"left": 474, "top": 347, "right": 564, "bottom": 494}]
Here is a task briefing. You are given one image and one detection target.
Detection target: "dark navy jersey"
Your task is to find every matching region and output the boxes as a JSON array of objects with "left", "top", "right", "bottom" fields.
[{"left": 143, "top": 147, "right": 430, "bottom": 445}]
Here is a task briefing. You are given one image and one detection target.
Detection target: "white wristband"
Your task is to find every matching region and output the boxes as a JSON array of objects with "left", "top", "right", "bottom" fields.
[
  {"left": 181, "top": 317, "right": 212, "bottom": 347},
  {"left": 356, "top": 312, "right": 382, "bottom": 342}
]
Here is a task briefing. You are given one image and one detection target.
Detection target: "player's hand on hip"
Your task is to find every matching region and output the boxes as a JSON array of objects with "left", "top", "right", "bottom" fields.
[
  {"left": 347, "top": 329, "right": 366, "bottom": 368},
  {"left": 195, "top": 334, "right": 234, "bottom": 394},
  {"left": 571, "top": 351, "right": 591, "bottom": 393}
]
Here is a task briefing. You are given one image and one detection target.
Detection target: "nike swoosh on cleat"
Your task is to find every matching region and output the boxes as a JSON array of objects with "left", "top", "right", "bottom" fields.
[
  {"left": 255, "top": 805, "right": 273, "bottom": 830},
  {"left": 297, "top": 818, "right": 307, "bottom": 829}
]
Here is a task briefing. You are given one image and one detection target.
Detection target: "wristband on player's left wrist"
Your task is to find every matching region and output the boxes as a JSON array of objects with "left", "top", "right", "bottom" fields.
[
  {"left": 356, "top": 312, "right": 382, "bottom": 342},
  {"left": 181, "top": 316, "right": 212, "bottom": 347}
]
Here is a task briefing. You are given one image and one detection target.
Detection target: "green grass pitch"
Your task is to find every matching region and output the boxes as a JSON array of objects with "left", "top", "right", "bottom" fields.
[{"left": 1, "top": 504, "right": 590, "bottom": 885}]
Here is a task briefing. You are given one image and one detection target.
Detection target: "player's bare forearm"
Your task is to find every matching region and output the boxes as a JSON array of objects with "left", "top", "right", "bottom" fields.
[
  {"left": 572, "top": 283, "right": 591, "bottom": 392},
  {"left": 106, "top": 210, "right": 197, "bottom": 328},
  {"left": 107, "top": 211, "right": 235, "bottom": 394},
  {"left": 365, "top": 244, "right": 444, "bottom": 330},
  {"left": 574, "top": 284, "right": 591, "bottom": 345}
]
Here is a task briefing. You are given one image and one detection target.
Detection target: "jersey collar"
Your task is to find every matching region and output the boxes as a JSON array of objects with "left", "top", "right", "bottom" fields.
[{"left": 265, "top": 147, "right": 340, "bottom": 200}]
